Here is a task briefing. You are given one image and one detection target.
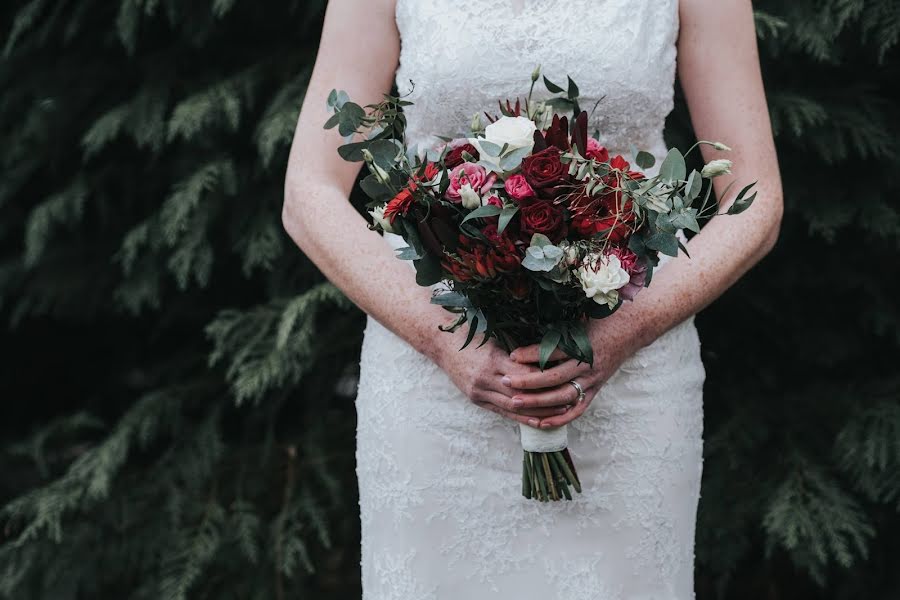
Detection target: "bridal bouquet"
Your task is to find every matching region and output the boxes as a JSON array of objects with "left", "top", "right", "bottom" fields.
[{"left": 324, "top": 69, "right": 755, "bottom": 502}]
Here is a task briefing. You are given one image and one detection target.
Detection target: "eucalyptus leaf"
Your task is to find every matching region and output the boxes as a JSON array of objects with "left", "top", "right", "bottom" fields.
[
  {"left": 685, "top": 170, "right": 701, "bottom": 201},
  {"left": 337, "top": 102, "right": 365, "bottom": 137},
  {"left": 478, "top": 140, "right": 502, "bottom": 157},
  {"left": 359, "top": 173, "right": 391, "bottom": 201},
  {"left": 430, "top": 291, "right": 472, "bottom": 308},
  {"left": 394, "top": 246, "right": 422, "bottom": 260},
  {"left": 635, "top": 150, "right": 656, "bottom": 170},
  {"left": 499, "top": 146, "right": 532, "bottom": 171},
  {"left": 645, "top": 231, "right": 680, "bottom": 257},
  {"left": 658, "top": 148, "right": 686, "bottom": 182}
]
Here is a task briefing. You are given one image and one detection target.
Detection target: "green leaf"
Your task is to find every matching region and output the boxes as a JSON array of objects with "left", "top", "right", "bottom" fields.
[
  {"left": 499, "top": 146, "right": 532, "bottom": 171},
  {"left": 567, "top": 76, "right": 580, "bottom": 100},
  {"left": 543, "top": 76, "right": 565, "bottom": 94},
  {"left": 685, "top": 170, "right": 702, "bottom": 201},
  {"left": 359, "top": 174, "right": 391, "bottom": 201},
  {"left": 539, "top": 329, "right": 562, "bottom": 370},
  {"left": 658, "top": 148, "right": 686, "bottom": 182},
  {"left": 337, "top": 102, "right": 365, "bottom": 137},
  {"left": 430, "top": 291, "right": 472, "bottom": 308},
  {"left": 645, "top": 232, "right": 680, "bottom": 257},
  {"left": 727, "top": 191, "right": 757, "bottom": 215},
  {"left": 497, "top": 206, "right": 519, "bottom": 235},
  {"left": 414, "top": 254, "right": 443, "bottom": 286},
  {"left": 323, "top": 113, "right": 340, "bottom": 130},
  {"left": 635, "top": 151, "right": 656, "bottom": 170},
  {"left": 569, "top": 322, "right": 594, "bottom": 366},
  {"left": 727, "top": 181, "right": 758, "bottom": 215},
  {"left": 394, "top": 246, "right": 422, "bottom": 260},
  {"left": 478, "top": 140, "right": 502, "bottom": 157},
  {"left": 461, "top": 205, "right": 502, "bottom": 224}
]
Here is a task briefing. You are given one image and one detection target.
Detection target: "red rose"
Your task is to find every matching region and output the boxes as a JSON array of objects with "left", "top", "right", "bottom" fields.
[
  {"left": 444, "top": 143, "right": 480, "bottom": 169},
  {"left": 521, "top": 146, "right": 569, "bottom": 193},
  {"left": 383, "top": 188, "right": 416, "bottom": 224},
  {"left": 519, "top": 200, "right": 567, "bottom": 243}
]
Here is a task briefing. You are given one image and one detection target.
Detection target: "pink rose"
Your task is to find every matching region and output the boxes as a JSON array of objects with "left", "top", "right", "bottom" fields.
[
  {"left": 585, "top": 138, "right": 609, "bottom": 163},
  {"left": 445, "top": 163, "right": 497, "bottom": 203},
  {"left": 504, "top": 174, "right": 536, "bottom": 203},
  {"left": 484, "top": 194, "right": 503, "bottom": 208}
]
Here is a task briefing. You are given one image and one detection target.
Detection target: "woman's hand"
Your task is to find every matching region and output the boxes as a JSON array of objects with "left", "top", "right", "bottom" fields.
[
  {"left": 502, "top": 317, "right": 642, "bottom": 428},
  {"left": 434, "top": 333, "right": 575, "bottom": 427}
]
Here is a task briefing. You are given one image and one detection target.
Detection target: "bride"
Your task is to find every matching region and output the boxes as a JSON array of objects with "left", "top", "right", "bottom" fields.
[{"left": 283, "top": 0, "right": 782, "bottom": 597}]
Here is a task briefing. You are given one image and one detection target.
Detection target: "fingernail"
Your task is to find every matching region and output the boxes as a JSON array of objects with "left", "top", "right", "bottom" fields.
[
  {"left": 540, "top": 421, "right": 553, "bottom": 428},
  {"left": 528, "top": 418, "right": 539, "bottom": 427},
  {"left": 512, "top": 397, "right": 524, "bottom": 408},
  {"left": 501, "top": 376, "right": 511, "bottom": 387},
  {"left": 510, "top": 351, "right": 518, "bottom": 361},
  {"left": 556, "top": 407, "right": 568, "bottom": 414}
]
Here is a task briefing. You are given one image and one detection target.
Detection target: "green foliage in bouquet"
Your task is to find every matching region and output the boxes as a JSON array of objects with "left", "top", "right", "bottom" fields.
[{"left": 0, "top": 0, "right": 898, "bottom": 597}]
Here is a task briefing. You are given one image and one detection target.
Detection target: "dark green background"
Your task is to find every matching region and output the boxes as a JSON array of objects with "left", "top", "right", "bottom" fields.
[{"left": 1, "top": 1, "right": 898, "bottom": 598}]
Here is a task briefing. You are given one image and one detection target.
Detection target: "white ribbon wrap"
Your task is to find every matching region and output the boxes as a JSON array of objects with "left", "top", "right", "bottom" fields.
[{"left": 519, "top": 423, "right": 568, "bottom": 452}]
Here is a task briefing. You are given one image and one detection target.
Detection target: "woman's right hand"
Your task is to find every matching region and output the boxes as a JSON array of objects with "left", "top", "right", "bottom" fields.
[{"left": 433, "top": 334, "right": 572, "bottom": 426}]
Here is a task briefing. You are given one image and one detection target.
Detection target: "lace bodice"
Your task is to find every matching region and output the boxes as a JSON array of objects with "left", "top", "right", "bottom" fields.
[{"left": 395, "top": 0, "right": 680, "bottom": 158}]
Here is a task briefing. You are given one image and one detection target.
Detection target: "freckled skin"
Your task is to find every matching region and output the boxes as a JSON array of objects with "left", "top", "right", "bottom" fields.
[{"left": 282, "top": 0, "right": 783, "bottom": 427}]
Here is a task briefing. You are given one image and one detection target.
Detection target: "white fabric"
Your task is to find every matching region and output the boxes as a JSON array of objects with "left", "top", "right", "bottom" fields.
[
  {"left": 519, "top": 423, "right": 569, "bottom": 452},
  {"left": 355, "top": 1, "right": 707, "bottom": 598}
]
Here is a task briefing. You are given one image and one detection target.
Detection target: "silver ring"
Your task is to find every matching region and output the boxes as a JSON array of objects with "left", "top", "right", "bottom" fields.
[{"left": 567, "top": 380, "right": 586, "bottom": 404}]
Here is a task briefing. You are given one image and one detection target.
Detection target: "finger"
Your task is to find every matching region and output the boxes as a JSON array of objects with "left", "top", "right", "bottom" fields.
[
  {"left": 515, "top": 405, "right": 573, "bottom": 418},
  {"left": 509, "top": 384, "right": 581, "bottom": 410},
  {"left": 509, "top": 344, "right": 568, "bottom": 364},
  {"left": 503, "top": 359, "right": 591, "bottom": 390},
  {"left": 474, "top": 397, "right": 542, "bottom": 427},
  {"left": 536, "top": 391, "right": 594, "bottom": 428}
]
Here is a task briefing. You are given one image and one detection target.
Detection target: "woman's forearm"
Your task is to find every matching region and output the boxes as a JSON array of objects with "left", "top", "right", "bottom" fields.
[
  {"left": 281, "top": 178, "right": 459, "bottom": 365},
  {"left": 595, "top": 178, "right": 783, "bottom": 352}
]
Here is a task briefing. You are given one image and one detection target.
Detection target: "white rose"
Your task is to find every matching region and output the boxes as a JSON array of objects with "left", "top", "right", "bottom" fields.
[
  {"left": 471, "top": 116, "right": 536, "bottom": 168},
  {"left": 458, "top": 183, "right": 481, "bottom": 209},
  {"left": 368, "top": 205, "right": 395, "bottom": 234},
  {"left": 575, "top": 254, "right": 631, "bottom": 308}
]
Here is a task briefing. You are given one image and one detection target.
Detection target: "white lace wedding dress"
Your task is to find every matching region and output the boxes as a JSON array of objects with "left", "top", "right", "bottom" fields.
[{"left": 355, "top": 0, "right": 706, "bottom": 598}]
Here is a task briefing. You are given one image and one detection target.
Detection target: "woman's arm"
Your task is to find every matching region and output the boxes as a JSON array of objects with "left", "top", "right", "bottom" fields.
[
  {"left": 501, "top": 0, "right": 784, "bottom": 427},
  {"left": 283, "top": 0, "right": 549, "bottom": 424}
]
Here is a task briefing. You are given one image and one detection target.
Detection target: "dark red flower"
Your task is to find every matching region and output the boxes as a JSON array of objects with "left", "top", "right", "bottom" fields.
[
  {"left": 519, "top": 200, "right": 567, "bottom": 243},
  {"left": 505, "top": 272, "right": 531, "bottom": 299},
  {"left": 571, "top": 214, "right": 634, "bottom": 244},
  {"left": 521, "top": 146, "right": 569, "bottom": 193},
  {"left": 442, "top": 224, "right": 522, "bottom": 282},
  {"left": 444, "top": 143, "right": 480, "bottom": 169}
]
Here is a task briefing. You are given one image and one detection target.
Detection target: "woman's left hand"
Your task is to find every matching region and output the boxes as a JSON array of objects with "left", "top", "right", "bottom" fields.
[{"left": 502, "top": 320, "right": 640, "bottom": 428}]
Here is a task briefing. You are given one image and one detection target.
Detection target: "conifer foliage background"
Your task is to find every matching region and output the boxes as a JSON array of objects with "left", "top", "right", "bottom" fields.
[{"left": 1, "top": 1, "right": 898, "bottom": 598}]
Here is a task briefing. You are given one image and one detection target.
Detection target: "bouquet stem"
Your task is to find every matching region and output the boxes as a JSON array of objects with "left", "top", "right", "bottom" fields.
[{"left": 519, "top": 424, "right": 581, "bottom": 502}]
